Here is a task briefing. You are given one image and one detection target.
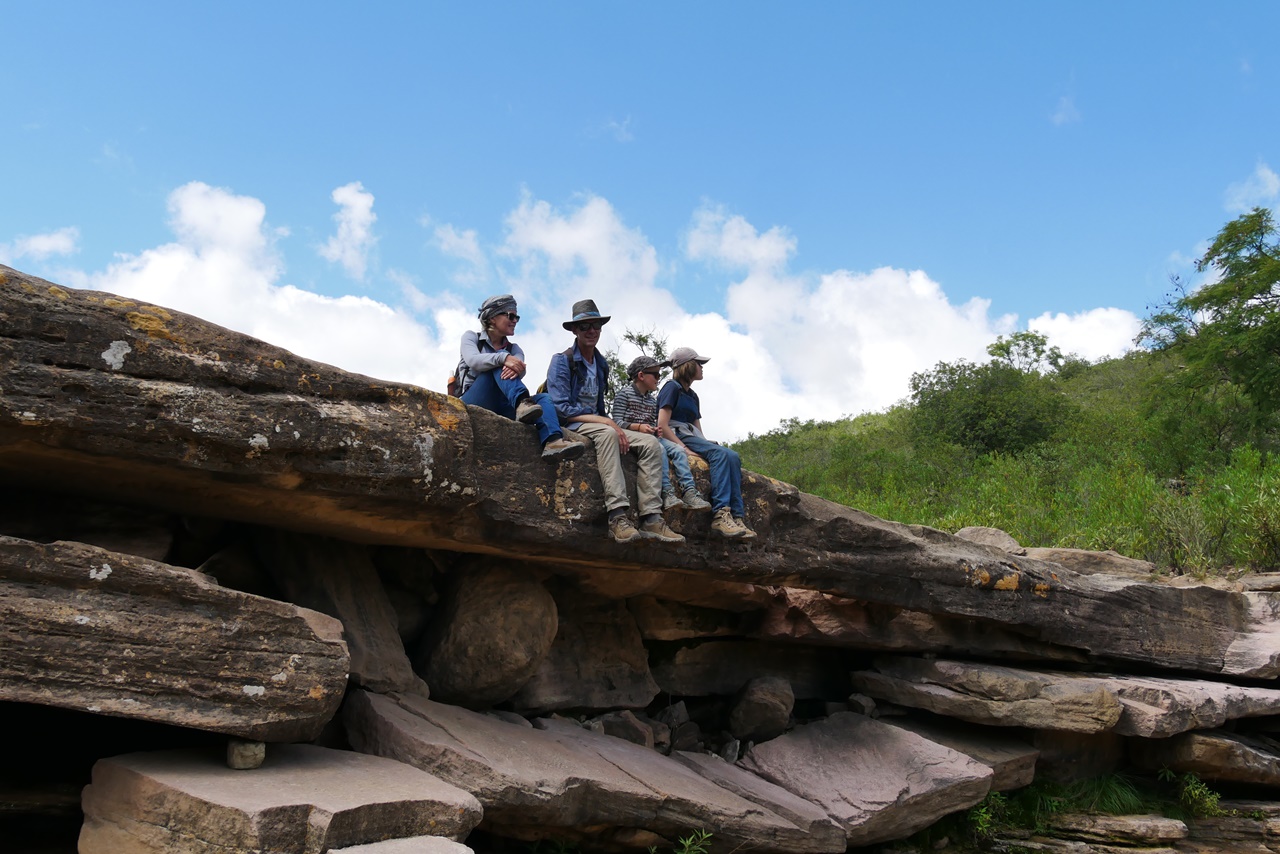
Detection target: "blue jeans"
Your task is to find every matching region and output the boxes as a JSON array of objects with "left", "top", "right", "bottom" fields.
[
  {"left": 681, "top": 435, "right": 744, "bottom": 516},
  {"left": 461, "top": 371, "right": 562, "bottom": 446},
  {"left": 659, "top": 437, "right": 696, "bottom": 494}
]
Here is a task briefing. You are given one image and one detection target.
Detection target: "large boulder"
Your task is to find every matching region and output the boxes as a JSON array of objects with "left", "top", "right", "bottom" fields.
[
  {"left": 1131, "top": 730, "right": 1280, "bottom": 787},
  {"left": 418, "top": 563, "right": 557, "bottom": 708},
  {"left": 79, "top": 745, "right": 481, "bottom": 853},
  {"left": 0, "top": 535, "right": 348, "bottom": 741},
  {"left": 510, "top": 586, "right": 658, "bottom": 714},
  {"left": 738, "top": 712, "right": 992, "bottom": 846},
  {"left": 729, "top": 676, "right": 795, "bottom": 742}
]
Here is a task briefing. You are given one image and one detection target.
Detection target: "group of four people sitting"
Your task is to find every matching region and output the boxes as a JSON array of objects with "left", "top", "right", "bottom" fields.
[{"left": 455, "top": 294, "right": 756, "bottom": 544}]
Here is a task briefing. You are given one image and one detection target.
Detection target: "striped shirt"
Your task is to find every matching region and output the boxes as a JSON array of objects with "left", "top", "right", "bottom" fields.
[{"left": 610, "top": 382, "right": 657, "bottom": 428}]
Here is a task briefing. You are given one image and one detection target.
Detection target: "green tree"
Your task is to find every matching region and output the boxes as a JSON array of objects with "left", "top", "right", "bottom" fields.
[
  {"left": 1139, "top": 207, "right": 1280, "bottom": 416},
  {"left": 603, "top": 327, "right": 669, "bottom": 411},
  {"left": 908, "top": 333, "right": 1075, "bottom": 455}
]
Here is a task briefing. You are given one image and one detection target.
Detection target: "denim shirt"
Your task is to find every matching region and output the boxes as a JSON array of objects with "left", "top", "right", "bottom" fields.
[{"left": 547, "top": 343, "right": 609, "bottom": 424}]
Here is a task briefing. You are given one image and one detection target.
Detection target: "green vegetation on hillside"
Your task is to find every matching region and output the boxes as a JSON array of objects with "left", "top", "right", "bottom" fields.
[{"left": 735, "top": 209, "right": 1280, "bottom": 575}]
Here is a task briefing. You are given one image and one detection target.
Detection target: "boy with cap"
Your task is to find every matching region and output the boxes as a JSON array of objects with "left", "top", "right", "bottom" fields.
[
  {"left": 611, "top": 355, "right": 712, "bottom": 512},
  {"left": 546, "top": 299, "right": 684, "bottom": 545}
]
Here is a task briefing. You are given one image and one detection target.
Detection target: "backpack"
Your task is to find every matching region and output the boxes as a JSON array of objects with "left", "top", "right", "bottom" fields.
[{"left": 447, "top": 332, "right": 482, "bottom": 398}]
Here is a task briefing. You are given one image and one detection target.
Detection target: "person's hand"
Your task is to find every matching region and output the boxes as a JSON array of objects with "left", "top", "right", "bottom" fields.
[
  {"left": 501, "top": 355, "right": 526, "bottom": 379},
  {"left": 610, "top": 420, "right": 630, "bottom": 453}
]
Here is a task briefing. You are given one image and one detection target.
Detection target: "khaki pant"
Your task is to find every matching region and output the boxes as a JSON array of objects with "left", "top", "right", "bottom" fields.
[{"left": 572, "top": 422, "right": 663, "bottom": 516}]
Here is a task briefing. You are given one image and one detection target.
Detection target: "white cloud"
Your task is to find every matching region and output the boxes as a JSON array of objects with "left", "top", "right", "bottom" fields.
[
  {"left": 318, "top": 181, "right": 378, "bottom": 280},
  {"left": 34, "top": 185, "right": 1141, "bottom": 443},
  {"left": 75, "top": 181, "right": 456, "bottom": 388},
  {"left": 1028, "top": 307, "right": 1142, "bottom": 361},
  {"left": 1224, "top": 162, "right": 1280, "bottom": 213},
  {"left": 433, "top": 223, "right": 488, "bottom": 283},
  {"left": 0, "top": 226, "right": 80, "bottom": 265},
  {"left": 1051, "top": 95, "right": 1081, "bottom": 126}
]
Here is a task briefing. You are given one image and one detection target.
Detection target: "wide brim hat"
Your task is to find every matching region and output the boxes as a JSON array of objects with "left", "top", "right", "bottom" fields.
[
  {"left": 563, "top": 298, "right": 612, "bottom": 330},
  {"left": 668, "top": 346, "right": 710, "bottom": 369}
]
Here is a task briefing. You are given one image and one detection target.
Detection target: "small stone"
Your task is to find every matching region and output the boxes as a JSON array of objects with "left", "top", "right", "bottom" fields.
[{"left": 226, "top": 738, "right": 265, "bottom": 770}]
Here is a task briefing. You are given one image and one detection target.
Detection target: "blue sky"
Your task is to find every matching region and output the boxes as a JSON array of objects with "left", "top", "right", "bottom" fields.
[{"left": 3, "top": 2, "right": 1278, "bottom": 439}]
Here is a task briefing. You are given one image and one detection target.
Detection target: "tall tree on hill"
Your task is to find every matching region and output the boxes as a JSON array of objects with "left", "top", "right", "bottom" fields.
[{"left": 1140, "top": 207, "right": 1280, "bottom": 416}]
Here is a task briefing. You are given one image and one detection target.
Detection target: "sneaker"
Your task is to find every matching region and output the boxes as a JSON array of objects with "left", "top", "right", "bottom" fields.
[
  {"left": 541, "top": 437, "right": 585, "bottom": 462},
  {"left": 515, "top": 397, "right": 544, "bottom": 424},
  {"left": 681, "top": 488, "right": 712, "bottom": 511},
  {"left": 711, "top": 507, "right": 745, "bottom": 538},
  {"left": 661, "top": 487, "right": 684, "bottom": 511},
  {"left": 640, "top": 516, "right": 686, "bottom": 543},
  {"left": 734, "top": 517, "right": 758, "bottom": 540},
  {"left": 608, "top": 514, "right": 644, "bottom": 544}
]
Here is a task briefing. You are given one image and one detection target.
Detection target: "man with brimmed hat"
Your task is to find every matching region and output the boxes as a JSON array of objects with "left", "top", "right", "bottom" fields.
[
  {"left": 453, "top": 293, "right": 584, "bottom": 462},
  {"left": 611, "top": 354, "right": 712, "bottom": 513},
  {"left": 546, "top": 299, "right": 684, "bottom": 545}
]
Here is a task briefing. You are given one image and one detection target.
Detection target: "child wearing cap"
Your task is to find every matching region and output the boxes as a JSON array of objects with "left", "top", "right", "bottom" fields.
[
  {"left": 610, "top": 355, "right": 712, "bottom": 513},
  {"left": 657, "top": 347, "right": 757, "bottom": 540}
]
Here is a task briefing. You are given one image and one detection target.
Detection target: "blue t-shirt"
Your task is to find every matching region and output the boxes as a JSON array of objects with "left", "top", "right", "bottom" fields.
[{"left": 657, "top": 380, "right": 701, "bottom": 424}]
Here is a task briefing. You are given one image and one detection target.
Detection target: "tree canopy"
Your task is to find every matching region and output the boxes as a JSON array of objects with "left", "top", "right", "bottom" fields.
[{"left": 1139, "top": 207, "right": 1280, "bottom": 416}]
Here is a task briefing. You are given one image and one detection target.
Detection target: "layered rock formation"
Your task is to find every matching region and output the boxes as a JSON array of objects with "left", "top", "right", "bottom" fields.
[{"left": 3, "top": 263, "right": 1279, "bottom": 854}]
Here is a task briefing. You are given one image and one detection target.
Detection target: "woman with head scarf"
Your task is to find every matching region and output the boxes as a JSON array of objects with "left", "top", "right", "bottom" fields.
[{"left": 455, "top": 294, "right": 583, "bottom": 462}]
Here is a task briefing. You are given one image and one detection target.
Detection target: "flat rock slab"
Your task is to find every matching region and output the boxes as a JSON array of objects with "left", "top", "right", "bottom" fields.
[
  {"left": 881, "top": 717, "right": 1038, "bottom": 791},
  {"left": 737, "top": 711, "right": 992, "bottom": 846},
  {"left": 79, "top": 745, "right": 482, "bottom": 854},
  {"left": 7, "top": 269, "right": 1280, "bottom": 680},
  {"left": 852, "top": 657, "right": 1122, "bottom": 733},
  {"left": 1046, "top": 813, "right": 1188, "bottom": 844},
  {"left": 334, "top": 838, "right": 474, "bottom": 854},
  {"left": 857, "top": 657, "right": 1280, "bottom": 738},
  {"left": 343, "top": 689, "right": 843, "bottom": 853},
  {"left": 0, "top": 535, "right": 349, "bottom": 741},
  {"left": 1132, "top": 730, "right": 1280, "bottom": 786}
]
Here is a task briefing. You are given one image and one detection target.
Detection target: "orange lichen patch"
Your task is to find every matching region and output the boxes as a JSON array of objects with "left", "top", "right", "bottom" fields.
[
  {"left": 143, "top": 305, "right": 173, "bottom": 320},
  {"left": 308, "top": 685, "right": 327, "bottom": 700},
  {"left": 971, "top": 568, "right": 991, "bottom": 587},
  {"left": 579, "top": 480, "right": 590, "bottom": 492},
  {"left": 534, "top": 486, "right": 550, "bottom": 507},
  {"left": 1033, "top": 583, "right": 1051, "bottom": 598},
  {"left": 994, "top": 574, "right": 1020, "bottom": 591},
  {"left": 427, "top": 395, "right": 466, "bottom": 431},
  {"left": 103, "top": 298, "right": 136, "bottom": 310},
  {"left": 126, "top": 311, "right": 177, "bottom": 341},
  {"left": 273, "top": 360, "right": 286, "bottom": 370},
  {"left": 47, "top": 285, "right": 70, "bottom": 301}
]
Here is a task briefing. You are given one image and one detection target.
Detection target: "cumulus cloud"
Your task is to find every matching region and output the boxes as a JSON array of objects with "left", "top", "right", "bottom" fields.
[
  {"left": 30, "top": 184, "right": 1141, "bottom": 442},
  {"left": 433, "top": 223, "right": 488, "bottom": 283},
  {"left": 75, "top": 181, "right": 456, "bottom": 388},
  {"left": 1051, "top": 95, "right": 1081, "bottom": 126},
  {"left": 1028, "top": 307, "right": 1142, "bottom": 361},
  {"left": 1224, "top": 162, "right": 1280, "bottom": 213},
  {"left": 318, "top": 181, "right": 378, "bottom": 280},
  {"left": 0, "top": 226, "right": 80, "bottom": 265}
]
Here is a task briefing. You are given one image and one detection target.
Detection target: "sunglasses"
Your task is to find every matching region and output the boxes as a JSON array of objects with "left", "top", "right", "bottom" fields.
[
  {"left": 575, "top": 321, "right": 604, "bottom": 331},
  {"left": 642, "top": 370, "right": 661, "bottom": 378},
  {"left": 497, "top": 311, "right": 520, "bottom": 323}
]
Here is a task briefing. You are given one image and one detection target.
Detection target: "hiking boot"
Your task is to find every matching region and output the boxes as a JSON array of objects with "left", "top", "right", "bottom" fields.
[
  {"left": 515, "top": 397, "right": 544, "bottom": 424},
  {"left": 661, "top": 487, "right": 684, "bottom": 511},
  {"left": 681, "top": 488, "right": 712, "bottom": 511},
  {"left": 640, "top": 516, "right": 686, "bottom": 543},
  {"left": 711, "top": 507, "right": 745, "bottom": 538},
  {"left": 608, "top": 514, "right": 644, "bottom": 544},
  {"left": 542, "top": 437, "right": 585, "bottom": 462},
  {"left": 734, "top": 517, "right": 758, "bottom": 540}
]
